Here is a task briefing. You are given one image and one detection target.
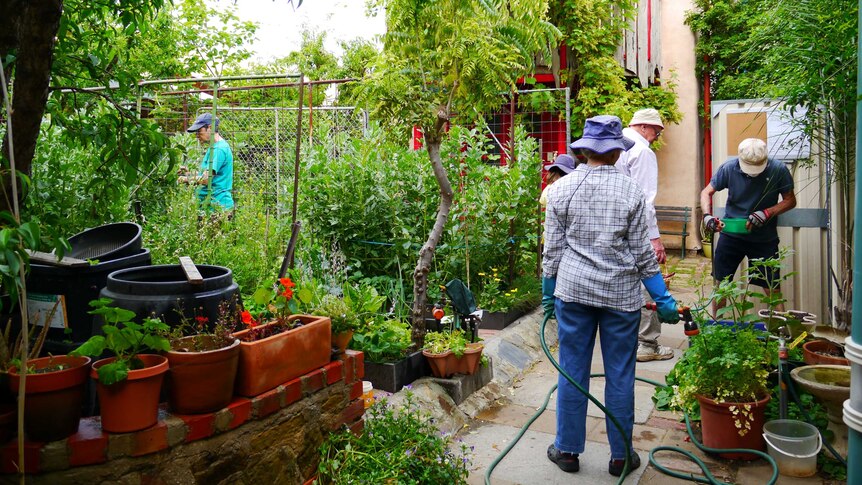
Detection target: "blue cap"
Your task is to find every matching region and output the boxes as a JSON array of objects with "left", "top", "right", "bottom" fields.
[
  {"left": 187, "top": 112, "right": 219, "bottom": 132},
  {"left": 570, "top": 115, "right": 635, "bottom": 154}
]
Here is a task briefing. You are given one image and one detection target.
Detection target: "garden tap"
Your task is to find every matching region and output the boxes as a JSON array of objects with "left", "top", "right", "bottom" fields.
[{"left": 432, "top": 305, "right": 445, "bottom": 321}]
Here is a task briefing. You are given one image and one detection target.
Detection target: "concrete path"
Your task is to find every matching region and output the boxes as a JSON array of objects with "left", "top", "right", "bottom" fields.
[{"left": 452, "top": 255, "right": 841, "bottom": 484}]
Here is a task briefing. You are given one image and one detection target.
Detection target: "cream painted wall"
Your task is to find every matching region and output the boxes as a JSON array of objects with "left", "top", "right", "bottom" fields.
[{"left": 655, "top": 0, "right": 701, "bottom": 250}]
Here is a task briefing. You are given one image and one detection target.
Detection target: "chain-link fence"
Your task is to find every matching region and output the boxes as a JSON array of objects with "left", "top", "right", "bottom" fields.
[
  {"left": 140, "top": 75, "right": 367, "bottom": 215},
  {"left": 480, "top": 87, "right": 571, "bottom": 169}
]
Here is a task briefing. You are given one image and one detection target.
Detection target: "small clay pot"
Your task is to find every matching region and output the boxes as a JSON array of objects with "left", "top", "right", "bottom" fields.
[
  {"left": 332, "top": 330, "right": 354, "bottom": 353},
  {"left": 802, "top": 340, "right": 849, "bottom": 366}
]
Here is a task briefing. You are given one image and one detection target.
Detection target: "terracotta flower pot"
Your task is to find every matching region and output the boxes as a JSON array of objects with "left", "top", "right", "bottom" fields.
[
  {"left": 0, "top": 404, "right": 13, "bottom": 445},
  {"left": 697, "top": 393, "right": 771, "bottom": 460},
  {"left": 92, "top": 354, "right": 169, "bottom": 433},
  {"left": 232, "top": 315, "right": 332, "bottom": 397},
  {"left": 424, "top": 343, "right": 484, "bottom": 378},
  {"left": 332, "top": 330, "right": 354, "bottom": 353},
  {"left": 422, "top": 350, "right": 454, "bottom": 378},
  {"left": 453, "top": 343, "right": 484, "bottom": 375},
  {"left": 802, "top": 340, "right": 849, "bottom": 366},
  {"left": 8, "top": 355, "right": 91, "bottom": 442},
  {"left": 166, "top": 337, "right": 240, "bottom": 414}
]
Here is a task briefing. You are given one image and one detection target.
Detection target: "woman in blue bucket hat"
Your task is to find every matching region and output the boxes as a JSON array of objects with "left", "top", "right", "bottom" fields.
[{"left": 541, "top": 115, "right": 679, "bottom": 476}]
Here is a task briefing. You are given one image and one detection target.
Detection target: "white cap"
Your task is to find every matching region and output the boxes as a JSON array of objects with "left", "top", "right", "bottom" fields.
[
  {"left": 738, "top": 138, "right": 768, "bottom": 176},
  {"left": 629, "top": 108, "right": 664, "bottom": 128}
]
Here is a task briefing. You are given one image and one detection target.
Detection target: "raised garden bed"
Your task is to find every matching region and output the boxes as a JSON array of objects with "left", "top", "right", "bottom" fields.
[
  {"left": 364, "top": 351, "right": 431, "bottom": 393},
  {"left": 480, "top": 308, "right": 530, "bottom": 330},
  {"left": 0, "top": 351, "right": 367, "bottom": 484}
]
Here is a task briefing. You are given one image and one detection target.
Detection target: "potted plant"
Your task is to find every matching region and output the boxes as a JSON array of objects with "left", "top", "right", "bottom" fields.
[
  {"left": 232, "top": 277, "right": 331, "bottom": 397},
  {"left": 422, "top": 329, "right": 484, "bottom": 378},
  {"left": 165, "top": 299, "right": 241, "bottom": 414},
  {"left": 8, "top": 354, "right": 91, "bottom": 442},
  {"left": 6, "top": 303, "right": 89, "bottom": 442},
  {"left": 71, "top": 298, "right": 171, "bottom": 433},
  {"left": 668, "top": 322, "right": 772, "bottom": 458},
  {"left": 663, "top": 255, "right": 792, "bottom": 459},
  {"left": 336, "top": 281, "right": 386, "bottom": 351},
  {"left": 313, "top": 294, "right": 359, "bottom": 353},
  {"left": 352, "top": 317, "right": 429, "bottom": 393}
]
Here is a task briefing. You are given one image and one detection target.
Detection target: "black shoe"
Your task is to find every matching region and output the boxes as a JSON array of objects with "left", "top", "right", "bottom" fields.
[
  {"left": 608, "top": 452, "right": 641, "bottom": 477},
  {"left": 547, "top": 444, "right": 579, "bottom": 473}
]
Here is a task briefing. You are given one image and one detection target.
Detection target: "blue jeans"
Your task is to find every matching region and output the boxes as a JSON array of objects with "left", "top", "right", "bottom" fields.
[{"left": 554, "top": 299, "right": 639, "bottom": 460}]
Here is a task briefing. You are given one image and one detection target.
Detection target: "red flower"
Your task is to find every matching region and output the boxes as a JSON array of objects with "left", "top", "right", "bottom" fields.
[
  {"left": 241, "top": 310, "right": 257, "bottom": 328},
  {"left": 281, "top": 287, "right": 294, "bottom": 300},
  {"left": 195, "top": 315, "right": 209, "bottom": 329},
  {"left": 279, "top": 277, "right": 296, "bottom": 289}
]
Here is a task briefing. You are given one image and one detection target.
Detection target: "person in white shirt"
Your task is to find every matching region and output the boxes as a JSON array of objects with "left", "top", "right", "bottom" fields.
[{"left": 616, "top": 108, "right": 673, "bottom": 362}]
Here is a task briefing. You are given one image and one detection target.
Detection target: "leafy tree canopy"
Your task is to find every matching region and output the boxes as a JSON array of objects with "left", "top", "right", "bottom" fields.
[
  {"left": 363, "top": 0, "right": 560, "bottom": 140},
  {"left": 124, "top": 0, "right": 259, "bottom": 79},
  {"left": 549, "top": 0, "right": 681, "bottom": 133}
]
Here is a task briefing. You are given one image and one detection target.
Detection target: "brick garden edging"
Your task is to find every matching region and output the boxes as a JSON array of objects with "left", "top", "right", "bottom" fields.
[{"left": 0, "top": 351, "right": 366, "bottom": 484}]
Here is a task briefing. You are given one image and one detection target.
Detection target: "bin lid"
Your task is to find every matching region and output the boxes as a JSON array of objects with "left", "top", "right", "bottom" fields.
[{"left": 66, "top": 222, "right": 142, "bottom": 261}]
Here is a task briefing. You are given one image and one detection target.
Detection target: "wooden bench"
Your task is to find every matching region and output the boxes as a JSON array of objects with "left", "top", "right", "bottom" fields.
[{"left": 655, "top": 205, "right": 691, "bottom": 259}]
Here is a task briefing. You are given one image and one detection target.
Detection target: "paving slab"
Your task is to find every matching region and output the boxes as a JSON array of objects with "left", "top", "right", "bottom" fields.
[
  {"left": 462, "top": 421, "right": 646, "bottom": 485},
  {"left": 476, "top": 403, "right": 558, "bottom": 435}
]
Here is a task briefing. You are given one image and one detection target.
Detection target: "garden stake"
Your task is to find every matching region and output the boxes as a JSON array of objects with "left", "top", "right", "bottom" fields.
[{"left": 776, "top": 326, "right": 790, "bottom": 419}]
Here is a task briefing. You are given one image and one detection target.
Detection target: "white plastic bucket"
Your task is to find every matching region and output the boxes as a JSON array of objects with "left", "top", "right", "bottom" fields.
[{"left": 762, "top": 419, "right": 821, "bottom": 477}]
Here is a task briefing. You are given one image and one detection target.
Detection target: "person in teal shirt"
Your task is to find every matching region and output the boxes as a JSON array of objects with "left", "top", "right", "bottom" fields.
[{"left": 179, "top": 113, "right": 235, "bottom": 214}]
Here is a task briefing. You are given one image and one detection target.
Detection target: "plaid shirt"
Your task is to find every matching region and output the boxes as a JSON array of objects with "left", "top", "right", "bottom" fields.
[{"left": 542, "top": 164, "right": 660, "bottom": 312}]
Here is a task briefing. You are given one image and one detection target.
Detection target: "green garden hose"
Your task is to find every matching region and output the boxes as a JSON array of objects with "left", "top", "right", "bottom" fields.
[{"left": 483, "top": 313, "right": 779, "bottom": 485}]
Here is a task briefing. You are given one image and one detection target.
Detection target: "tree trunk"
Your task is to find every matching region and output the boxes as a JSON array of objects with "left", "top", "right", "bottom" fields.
[
  {"left": 0, "top": 0, "right": 63, "bottom": 213},
  {"left": 411, "top": 130, "right": 454, "bottom": 348}
]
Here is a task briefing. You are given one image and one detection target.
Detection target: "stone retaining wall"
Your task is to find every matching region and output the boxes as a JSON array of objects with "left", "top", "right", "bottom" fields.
[{"left": 0, "top": 350, "right": 366, "bottom": 484}]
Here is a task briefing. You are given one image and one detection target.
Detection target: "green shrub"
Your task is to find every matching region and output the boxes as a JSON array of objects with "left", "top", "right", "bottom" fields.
[
  {"left": 143, "top": 187, "right": 289, "bottom": 294},
  {"left": 317, "top": 393, "right": 471, "bottom": 484}
]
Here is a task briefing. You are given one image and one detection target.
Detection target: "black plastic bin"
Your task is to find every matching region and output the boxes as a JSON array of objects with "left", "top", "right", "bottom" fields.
[
  {"left": 98, "top": 264, "right": 240, "bottom": 331},
  {"left": 26, "top": 248, "right": 152, "bottom": 355},
  {"left": 67, "top": 222, "right": 143, "bottom": 262}
]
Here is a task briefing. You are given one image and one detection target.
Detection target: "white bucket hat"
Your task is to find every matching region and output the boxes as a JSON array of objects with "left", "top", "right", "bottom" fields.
[
  {"left": 629, "top": 108, "right": 664, "bottom": 128},
  {"left": 738, "top": 138, "right": 768, "bottom": 176}
]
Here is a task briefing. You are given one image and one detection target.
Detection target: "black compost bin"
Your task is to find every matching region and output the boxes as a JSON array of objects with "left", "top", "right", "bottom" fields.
[
  {"left": 67, "top": 222, "right": 143, "bottom": 262},
  {"left": 26, "top": 248, "right": 152, "bottom": 355},
  {"left": 98, "top": 264, "right": 240, "bottom": 331}
]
